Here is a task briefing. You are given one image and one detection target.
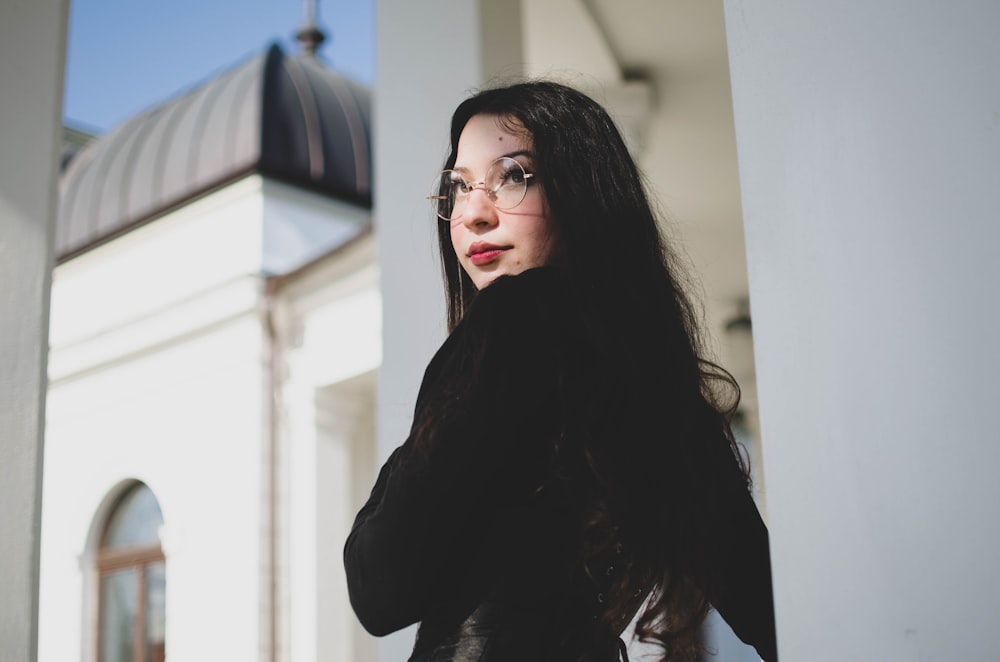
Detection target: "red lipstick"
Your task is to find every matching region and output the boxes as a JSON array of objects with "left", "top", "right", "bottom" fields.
[{"left": 468, "top": 242, "right": 510, "bottom": 266}]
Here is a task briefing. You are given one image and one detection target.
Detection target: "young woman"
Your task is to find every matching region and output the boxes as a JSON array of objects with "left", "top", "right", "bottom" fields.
[{"left": 344, "top": 81, "right": 778, "bottom": 662}]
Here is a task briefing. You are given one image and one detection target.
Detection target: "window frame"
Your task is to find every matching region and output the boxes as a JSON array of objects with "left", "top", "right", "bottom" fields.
[{"left": 94, "top": 484, "right": 166, "bottom": 662}]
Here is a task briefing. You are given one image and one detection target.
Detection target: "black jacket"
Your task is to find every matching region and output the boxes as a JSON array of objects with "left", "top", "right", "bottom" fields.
[{"left": 344, "top": 268, "right": 777, "bottom": 661}]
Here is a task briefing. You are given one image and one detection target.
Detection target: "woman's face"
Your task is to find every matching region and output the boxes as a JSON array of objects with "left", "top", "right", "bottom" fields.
[{"left": 449, "top": 114, "right": 557, "bottom": 290}]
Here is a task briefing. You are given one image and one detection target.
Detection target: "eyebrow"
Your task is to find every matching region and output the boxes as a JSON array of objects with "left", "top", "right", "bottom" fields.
[{"left": 452, "top": 150, "right": 535, "bottom": 173}]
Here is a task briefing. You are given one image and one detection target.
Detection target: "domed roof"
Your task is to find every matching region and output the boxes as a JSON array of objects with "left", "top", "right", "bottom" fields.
[{"left": 56, "top": 43, "right": 371, "bottom": 261}]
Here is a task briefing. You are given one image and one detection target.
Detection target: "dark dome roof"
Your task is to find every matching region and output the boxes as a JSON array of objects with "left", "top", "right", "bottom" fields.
[{"left": 57, "top": 43, "right": 371, "bottom": 261}]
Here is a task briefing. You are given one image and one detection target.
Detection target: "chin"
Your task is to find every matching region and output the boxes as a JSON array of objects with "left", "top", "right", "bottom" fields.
[
  {"left": 472, "top": 272, "right": 500, "bottom": 290},
  {"left": 474, "top": 261, "right": 548, "bottom": 289}
]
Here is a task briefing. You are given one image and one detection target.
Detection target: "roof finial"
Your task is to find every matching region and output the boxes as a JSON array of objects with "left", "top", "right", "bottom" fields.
[{"left": 295, "top": 0, "right": 327, "bottom": 56}]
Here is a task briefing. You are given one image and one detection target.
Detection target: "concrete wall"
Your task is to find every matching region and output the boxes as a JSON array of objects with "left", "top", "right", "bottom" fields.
[
  {"left": 724, "top": 2, "right": 1000, "bottom": 660},
  {"left": 0, "top": 1, "right": 68, "bottom": 661}
]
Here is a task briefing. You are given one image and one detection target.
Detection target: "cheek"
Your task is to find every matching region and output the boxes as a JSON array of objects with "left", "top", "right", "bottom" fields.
[{"left": 449, "top": 225, "right": 464, "bottom": 259}]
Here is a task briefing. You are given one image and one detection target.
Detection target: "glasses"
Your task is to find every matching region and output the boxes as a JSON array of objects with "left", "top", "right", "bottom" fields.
[{"left": 428, "top": 157, "right": 535, "bottom": 221}]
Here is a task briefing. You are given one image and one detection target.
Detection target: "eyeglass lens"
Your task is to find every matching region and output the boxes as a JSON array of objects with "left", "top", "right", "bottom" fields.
[{"left": 429, "top": 157, "right": 530, "bottom": 221}]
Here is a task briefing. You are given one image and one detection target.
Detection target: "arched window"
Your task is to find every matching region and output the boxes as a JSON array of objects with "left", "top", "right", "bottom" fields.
[{"left": 97, "top": 483, "right": 166, "bottom": 662}]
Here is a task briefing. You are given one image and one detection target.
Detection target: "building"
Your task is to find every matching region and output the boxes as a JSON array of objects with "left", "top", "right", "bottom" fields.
[{"left": 38, "top": 37, "right": 379, "bottom": 662}]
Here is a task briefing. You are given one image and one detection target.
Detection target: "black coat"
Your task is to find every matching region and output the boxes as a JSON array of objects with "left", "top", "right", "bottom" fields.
[{"left": 344, "top": 268, "right": 777, "bottom": 662}]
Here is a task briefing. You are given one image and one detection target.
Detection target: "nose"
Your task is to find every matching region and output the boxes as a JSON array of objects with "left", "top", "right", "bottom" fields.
[{"left": 460, "top": 187, "right": 498, "bottom": 229}]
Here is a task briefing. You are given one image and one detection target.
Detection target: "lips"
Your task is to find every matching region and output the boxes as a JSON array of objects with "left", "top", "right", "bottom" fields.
[{"left": 468, "top": 242, "right": 511, "bottom": 266}]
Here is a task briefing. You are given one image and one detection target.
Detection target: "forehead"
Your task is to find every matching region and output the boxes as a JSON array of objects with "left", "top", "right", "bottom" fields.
[{"left": 454, "top": 114, "right": 533, "bottom": 170}]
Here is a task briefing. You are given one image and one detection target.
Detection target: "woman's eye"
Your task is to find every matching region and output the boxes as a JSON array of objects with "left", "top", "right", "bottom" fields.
[
  {"left": 499, "top": 168, "right": 525, "bottom": 186},
  {"left": 451, "top": 180, "right": 472, "bottom": 195}
]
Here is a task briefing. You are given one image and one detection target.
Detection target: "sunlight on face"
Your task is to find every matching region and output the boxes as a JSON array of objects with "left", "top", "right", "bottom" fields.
[{"left": 449, "top": 114, "right": 557, "bottom": 289}]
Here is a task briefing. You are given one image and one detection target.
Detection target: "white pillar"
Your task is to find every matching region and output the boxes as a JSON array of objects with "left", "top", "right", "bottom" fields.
[
  {"left": 374, "top": 2, "right": 522, "bottom": 660},
  {"left": 0, "top": 0, "right": 68, "bottom": 661},
  {"left": 724, "top": 2, "right": 1000, "bottom": 660}
]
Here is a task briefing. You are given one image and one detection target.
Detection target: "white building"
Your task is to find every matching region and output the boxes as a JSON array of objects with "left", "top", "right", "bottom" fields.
[{"left": 39, "top": 38, "right": 379, "bottom": 662}]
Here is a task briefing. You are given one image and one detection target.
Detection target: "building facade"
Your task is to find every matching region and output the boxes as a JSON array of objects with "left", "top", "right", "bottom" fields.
[{"left": 38, "top": 42, "right": 379, "bottom": 662}]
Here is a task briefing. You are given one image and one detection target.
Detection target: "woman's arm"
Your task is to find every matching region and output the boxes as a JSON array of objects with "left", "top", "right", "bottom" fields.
[{"left": 343, "top": 269, "right": 563, "bottom": 636}]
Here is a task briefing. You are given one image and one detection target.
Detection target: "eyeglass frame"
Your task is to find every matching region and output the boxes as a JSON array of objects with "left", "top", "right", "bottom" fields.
[{"left": 427, "top": 156, "right": 537, "bottom": 222}]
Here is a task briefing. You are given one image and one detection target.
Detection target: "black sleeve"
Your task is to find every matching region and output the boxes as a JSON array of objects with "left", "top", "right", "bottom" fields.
[
  {"left": 665, "top": 390, "right": 778, "bottom": 661},
  {"left": 343, "top": 271, "right": 562, "bottom": 636},
  {"left": 709, "top": 485, "right": 779, "bottom": 662}
]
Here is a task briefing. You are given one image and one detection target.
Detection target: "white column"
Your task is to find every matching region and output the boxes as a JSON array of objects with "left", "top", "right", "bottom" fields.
[
  {"left": 374, "top": 2, "right": 522, "bottom": 660},
  {"left": 0, "top": 0, "right": 68, "bottom": 661},
  {"left": 724, "top": 2, "right": 1000, "bottom": 660}
]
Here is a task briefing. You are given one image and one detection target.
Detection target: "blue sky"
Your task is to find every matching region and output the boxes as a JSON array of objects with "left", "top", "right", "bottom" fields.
[{"left": 64, "top": 0, "right": 375, "bottom": 134}]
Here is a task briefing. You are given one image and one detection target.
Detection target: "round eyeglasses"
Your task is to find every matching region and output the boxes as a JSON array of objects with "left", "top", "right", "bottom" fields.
[{"left": 428, "top": 157, "right": 535, "bottom": 221}]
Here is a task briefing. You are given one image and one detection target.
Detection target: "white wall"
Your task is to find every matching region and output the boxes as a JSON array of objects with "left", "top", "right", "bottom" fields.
[
  {"left": 0, "top": 1, "right": 67, "bottom": 660},
  {"left": 41, "top": 316, "right": 267, "bottom": 662},
  {"left": 40, "top": 178, "right": 272, "bottom": 662},
  {"left": 41, "top": 164, "right": 378, "bottom": 662},
  {"left": 724, "top": 2, "right": 1000, "bottom": 660},
  {"left": 277, "top": 235, "right": 381, "bottom": 662},
  {"left": 261, "top": 179, "right": 369, "bottom": 276}
]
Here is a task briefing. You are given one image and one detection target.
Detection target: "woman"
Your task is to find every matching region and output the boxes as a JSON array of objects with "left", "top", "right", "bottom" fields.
[{"left": 344, "top": 81, "right": 777, "bottom": 662}]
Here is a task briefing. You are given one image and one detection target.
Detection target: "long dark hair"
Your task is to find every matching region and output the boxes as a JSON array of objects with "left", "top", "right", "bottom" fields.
[{"left": 435, "top": 81, "right": 750, "bottom": 661}]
